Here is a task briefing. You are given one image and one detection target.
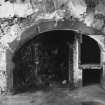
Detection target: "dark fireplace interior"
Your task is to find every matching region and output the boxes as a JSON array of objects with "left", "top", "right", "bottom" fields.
[
  {"left": 12, "top": 30, "right": 75, "bottom": 93},
  {"left": 83, "top": 69, "right": 102, "bottom": 86},
  {"left": 81, "top": 35, "right": 100, "bottom": 64}
]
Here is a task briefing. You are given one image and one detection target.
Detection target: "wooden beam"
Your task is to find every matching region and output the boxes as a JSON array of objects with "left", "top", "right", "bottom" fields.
[{"left": 79, "top": 64, "right": 102, "bottom": 69}]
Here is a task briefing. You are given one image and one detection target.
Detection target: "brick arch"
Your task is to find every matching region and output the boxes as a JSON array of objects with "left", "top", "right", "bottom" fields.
[{"left": 8, "top": 19, "right": 96, "bottom": 54}]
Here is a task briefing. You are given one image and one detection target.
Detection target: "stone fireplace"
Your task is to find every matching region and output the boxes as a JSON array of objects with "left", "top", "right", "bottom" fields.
[
  {"left": 3, "top": 20, "right": 105, "bottom": 93},
  {"left": 0, "top": 0, "right": 105, "bottom": 94}
]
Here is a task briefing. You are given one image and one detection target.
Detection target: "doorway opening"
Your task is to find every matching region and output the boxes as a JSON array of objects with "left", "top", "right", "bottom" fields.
[
  {"left": 12, "top": 30, "right": 76, "bottom": 93},
  {"left": 82, "top": 69, "right": 103, "bottom": 86}
]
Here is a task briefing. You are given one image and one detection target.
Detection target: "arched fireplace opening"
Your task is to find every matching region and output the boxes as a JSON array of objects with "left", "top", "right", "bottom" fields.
[{"left": 12, "top": 30, "right": 76, "bottom": 93}]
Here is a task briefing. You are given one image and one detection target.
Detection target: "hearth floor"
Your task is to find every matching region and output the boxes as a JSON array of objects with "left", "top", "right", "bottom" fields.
[{"left": 0, "top": 84, "right": 105, "bottom": 105}]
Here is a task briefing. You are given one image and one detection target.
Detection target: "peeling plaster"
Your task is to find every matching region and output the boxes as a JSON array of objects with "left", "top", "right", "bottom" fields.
[
  {"left": 0, "top": 24, "right": 22, "bottom": 52},
  {"left": 0, "top": 1, "right": 33, "bottom": 18},
  {"left": 83, "top": 12, "right": 94, "bottom": 27},
  {"left": 67, "top": 0, "right": 86, "bottom": 20}
]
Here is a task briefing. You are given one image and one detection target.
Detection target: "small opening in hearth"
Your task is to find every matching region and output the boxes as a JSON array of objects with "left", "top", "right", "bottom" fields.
[
  {"left": 82, "top": 69, "right": 102, "bottom": 86},
  {"left": 12, "top": 30, "right": 76, "bottom": 93}
]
